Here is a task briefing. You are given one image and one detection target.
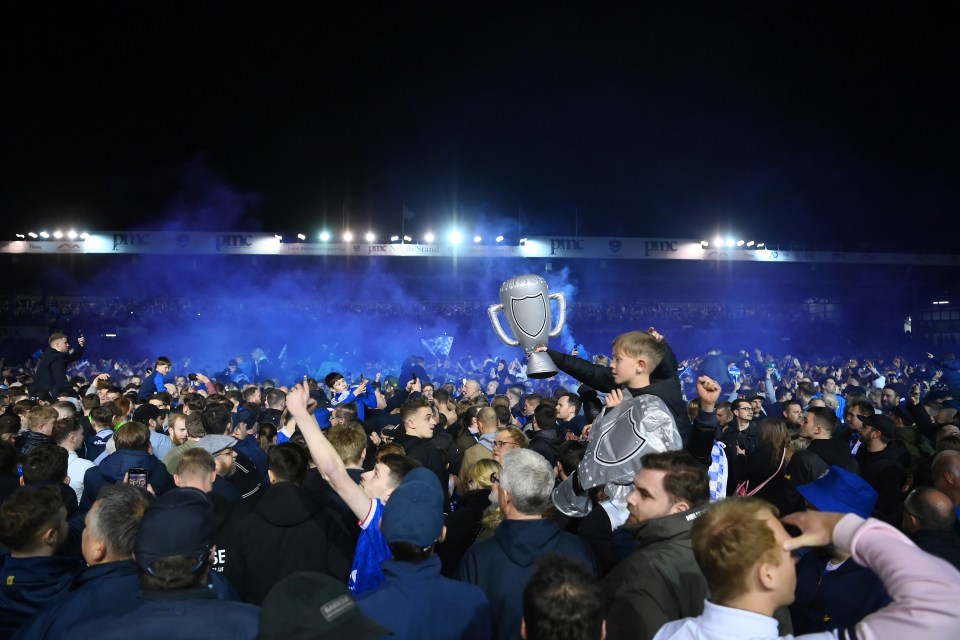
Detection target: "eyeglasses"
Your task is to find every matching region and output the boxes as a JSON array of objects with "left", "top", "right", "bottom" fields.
[
  {"left": 492, "top": 440, "right": 517, "bottom": 449},
  {"left": 490, "top": 473, "right": 499, "bottom": 484}
]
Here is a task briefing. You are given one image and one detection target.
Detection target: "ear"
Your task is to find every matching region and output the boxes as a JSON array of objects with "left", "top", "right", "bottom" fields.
[
  {"left": 174, "top": 474, "right": 182, "bottom": 487},
  {"left": 757, "top": 559, "right": 778, "bottom": 591},
  {"left": 42, "top": 525, "right": 58, "bottom": 548},
  {"left": 669, "top": 499, "right": 691, "bottom": 515},
  {"left": 439, "top": 525, "right": 447, "bottom": 543},
  {"left": 267, "top": 469, "right": 276, "bottom": 485},
  {"left": 19, "top": 476, "right": 24, "bottom": 487},
  {"left": 520, "top": 618, "right": 527, "bottom": 640},
  {"left": 89, "top": 536, "right": 108, "bottom": 563}
]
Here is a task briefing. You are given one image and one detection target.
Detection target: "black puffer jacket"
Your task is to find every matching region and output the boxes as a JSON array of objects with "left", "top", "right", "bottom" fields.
[{"left": 602, "top": 505, "right": 710, "bottom": 640}]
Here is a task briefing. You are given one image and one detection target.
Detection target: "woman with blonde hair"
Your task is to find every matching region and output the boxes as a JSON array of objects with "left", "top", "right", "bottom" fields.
[{"left": 436, "top": 458, "right": 500, "bottom": 577}]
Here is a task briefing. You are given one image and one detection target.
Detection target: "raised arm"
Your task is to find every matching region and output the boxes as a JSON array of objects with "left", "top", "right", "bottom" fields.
[{"left": 286, "top": 382, "right": 372, "bottom": 521}]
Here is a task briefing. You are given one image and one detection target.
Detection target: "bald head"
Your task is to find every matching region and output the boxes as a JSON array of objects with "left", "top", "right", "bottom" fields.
[
  {"left": 932, "top": 450, "right": 960, "bottom": 504},
  {"left": 903, "top": 487, "right": 957, "bottom": 532},
  {"left": 477, "top": 407, "right": 498, "bottom": 435}
]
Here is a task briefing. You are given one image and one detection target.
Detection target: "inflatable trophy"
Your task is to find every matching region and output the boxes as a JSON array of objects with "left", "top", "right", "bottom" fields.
[{"left": 488, "top": 274, "right": 566, "bottom": 379}]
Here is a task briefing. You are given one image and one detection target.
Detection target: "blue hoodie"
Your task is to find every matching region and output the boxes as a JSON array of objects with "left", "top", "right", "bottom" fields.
[
  {"left": 0, "top": 554, "right": 82, "bottom": 638},
  {"left": 82, "top": 449, "right": 174, "bottom": 507}
]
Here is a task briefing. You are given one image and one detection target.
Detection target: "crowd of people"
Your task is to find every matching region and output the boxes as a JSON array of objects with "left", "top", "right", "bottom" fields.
[{"left": 1, "top": 325, "right": 959, "bottom": 639}]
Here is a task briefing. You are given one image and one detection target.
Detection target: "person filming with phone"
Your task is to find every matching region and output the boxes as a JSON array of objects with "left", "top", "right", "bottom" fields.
[{"left": 30, "top": 331, "right": 85, "bottom": 399}]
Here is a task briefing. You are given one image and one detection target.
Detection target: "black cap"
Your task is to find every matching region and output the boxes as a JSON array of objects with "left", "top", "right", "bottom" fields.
[
  {"left": 259, "top": 572, "right": 392, "bottom": 639},
  {"left": 860, "top": 413, "right": 896, "bottom": 439},
  {"left": 134, "top": 489, "right": 215, "bottom": 572}
]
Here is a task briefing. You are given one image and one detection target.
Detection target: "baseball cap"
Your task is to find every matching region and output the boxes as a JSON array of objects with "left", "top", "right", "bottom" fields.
[
  {"left": 380, "top": 467, "right": 445, "bottom": 547},
  {"left": 259, "top": 572, "right": 392, "bottom": 639},
  {"left": 195, "top": 434, "right": 237, "bottom": 456},
  {"left": 134, "top": 488, "right": 216, "bottom": 572},
  {"left": 797, "top": 466, "right": 878, "bottom": 519},
  {"left": 859, "top": 413, "right": 896, "bottom": 439}
]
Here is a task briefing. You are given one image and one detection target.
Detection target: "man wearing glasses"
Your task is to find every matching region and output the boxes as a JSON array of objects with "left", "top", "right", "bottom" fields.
[
  {"left": 492, "top": 427, "right": 528, "bottom": 463},
  {"left": 718, "top": 399, "right": 760, "bottom": 459}
]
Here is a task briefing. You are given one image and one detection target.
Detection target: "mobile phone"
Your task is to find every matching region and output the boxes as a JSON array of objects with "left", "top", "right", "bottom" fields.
[
  {"left": 411, "top": 372, "right": 418, "bottom": 382},
  {"left": 127, "top": 468, "right": 147, "bottom": 488},
  {"left": 188, "top": 373, "right": 199, "bottom": 381}
]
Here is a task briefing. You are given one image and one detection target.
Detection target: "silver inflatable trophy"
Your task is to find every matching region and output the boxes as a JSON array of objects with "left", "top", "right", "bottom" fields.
[{"left": 488, "top": 274, "right": 567, "bottom": 379}]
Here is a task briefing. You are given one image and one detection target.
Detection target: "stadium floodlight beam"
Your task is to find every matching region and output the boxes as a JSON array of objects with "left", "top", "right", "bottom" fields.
[
  {"left": 423, "top": 231, "right": 435, "bottom": 242},
  {"left": 448, "top": 230, "right": 463, "bottom": 244},
  {"left": 40, "top": 231, "right": 50, "bottom": 238},
  {"left": 746, "top": 240, "right": 755, "bottom": 247},
  {"left": 495, "top": 235, "right": 504, "bottom": 243},
  {"left": 714, "top": 236, "right": 722, "bottom": 246},
  {"left": 343, "top": 231, "right": 353, "bottom": 242},
  {"left": 725, "top": 238, "right": 735, "bottom": 248},
  {"left": 473, "top": 235, "right": 482, "bottom": 243},
  {"left": 297, "top": 233, "right": 306, "bottom": 240},
  {"left": 364, "top": 231, "right": 375, "bottom": 242},
  {"left": 67, "top": 230, "right": 77, "bottom": 239},
  {"left": 319, "top": 231, "right": 330, "bottom": 241},
  {"left": 736, "top": 240, "right": 745, "bottom": 247},
  {"left": 53, "top": 230, "right": 64, "bottom": 239}
]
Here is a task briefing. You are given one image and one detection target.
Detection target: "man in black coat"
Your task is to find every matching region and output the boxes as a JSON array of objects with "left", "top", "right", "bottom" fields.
[
  {"left": 224, "top": 443, "right": 352, "bottom": 605},
  {"left": 31, "top": 332, "right": 85, "bottom": 398},
  {"left": 781, "top": 407, "right": 859, "bottom": 514},
  {"left": 902, "top": 486, "right": 960, "bottom": 571}
]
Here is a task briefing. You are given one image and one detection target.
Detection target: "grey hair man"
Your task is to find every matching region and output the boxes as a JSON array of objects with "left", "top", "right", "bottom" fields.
[
  {"left": 458, "top": 448, "right": 598, "bottom": 640},
  {"left": 18, "top": 484, "right": 154, "bottom": 638}
]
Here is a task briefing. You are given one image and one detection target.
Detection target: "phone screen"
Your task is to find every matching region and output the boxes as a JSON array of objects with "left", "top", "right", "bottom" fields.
[{"left": 127, "top": 468, "right": 148, "bottom": 489}]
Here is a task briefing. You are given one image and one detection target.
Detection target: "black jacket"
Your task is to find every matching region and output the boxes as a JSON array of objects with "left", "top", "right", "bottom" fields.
[
  {"left": 908, "top": 529, "right": 960, "bottom": 572},
  {"left": 602, "top": 505, "right": 710, "bottom": 640},
  {"left": 782, "top": 438, "right": 859, "bottom": 514},
  {"left": 437, "top": 488, "right": 491, "bottom": 577},
  {"left": 14, "top": 430, "right": 56, "bottom": 460},
  {"left": 224, "top": 481, "right": 352, "bottom": 605},
  {"left": 546, "top": 343, "right": 684, "bottom": 425},
  {"left": 31, "top": 345, "right": 83, "bottom": 398},
  {"left": 394, "top": 432, "right": 449, "bottom": 503},
  {"left": 856, "top": 443, "right": 907, "bottom": 526},
  {"left": 527, "top": 428, "right": 561, "bottom": 468}
]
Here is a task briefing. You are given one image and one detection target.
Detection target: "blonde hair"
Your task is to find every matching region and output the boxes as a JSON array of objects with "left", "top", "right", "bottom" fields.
[
  {"left": 692, "top": 498, "right": 782, "bottom": 604},
  {"left": 467, "top": 458, "right": 500, "bottom": 491},
  {"left": 611, "top": 331, "right": 664, "bottom": 369}
]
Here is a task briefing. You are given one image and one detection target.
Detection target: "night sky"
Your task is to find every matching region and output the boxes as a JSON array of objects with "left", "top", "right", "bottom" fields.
[{"left": 5, "top": 2, "right": 959, "bottom": 251}]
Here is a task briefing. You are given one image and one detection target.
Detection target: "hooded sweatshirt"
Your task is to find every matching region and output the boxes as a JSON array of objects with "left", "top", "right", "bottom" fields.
[
  {"left": 81, "top": 449, "right": 174, "bottom": 506},
  {"left": 224, "top": 481, "right": 353, "bottom": 605},
  {"left": 782, "top": 438, "right": 859, "bottom": 514},
  {"left": 457, "top": 517, "right": 597, "bottom": 640}
]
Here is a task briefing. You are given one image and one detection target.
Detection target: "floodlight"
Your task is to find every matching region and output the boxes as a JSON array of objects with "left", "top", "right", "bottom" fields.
[
  {"left": 79, "top": 232, "right": 89, "bottom": 239},
  {"left": 700, "top": 240, "right": 709, "bottom": 248},
  {"left": 40, "top": 231, "right": 50, "bottom": 238},
  {"left": 746, "top": 240, "right": 755, "bottom": 247},
  {"left": 725, "top": 238, "right": 734, "bottom": 247},
  {"left": 423, "top": 232, "right": 435, "bottom": 242},
  {"left": 473, "top": 235, "right": 482, "bottom": 243},
  {"left": 448, "top": 230, "right": 463, "bottom": 244},
  {"left": 67, "top": 230, "right": 77, "bottom": 239},
  {"left": 319, "top": 231, "right": 330, "bottom": 241},
  {"left": 53, "top": 230, "right": 63, "bottom": 239},
  {"left": 297, "top": 233, "right": 306, "bottom": 240},
  {"left": 495, "top": 235, "right": 504, "bottom": 243},
  {"left": 28, "top": 232, "right": 38, "bottom": 238},
  {"left": 403, "top": 235, "right": 412, "bottom": 242},
  {"left": 390, "top": 235, "right": 400, "bottom": 242},
  {"left": 343, "top": 231, "right": 353, "bottom": 242},
  {"left": 364, "top": 232, "right": 375, "bottom": 242},
  {"left": 736, "top": 240, "right": 744, "bottom": 247}
]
